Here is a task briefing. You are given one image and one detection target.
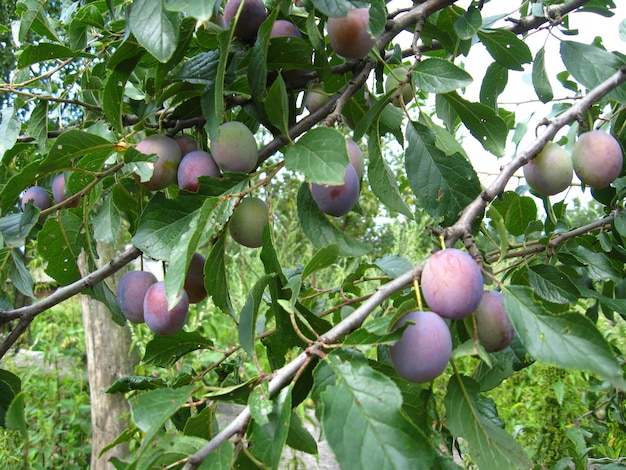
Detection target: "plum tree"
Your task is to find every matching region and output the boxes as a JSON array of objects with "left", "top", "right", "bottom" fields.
[
  {"left": 52, "top": 174, "right": 80, "bottom": 207},
  {"left": 184, "top": 252, "right": 207, "bottom": 304},
  {"left": 223, "top": 0, "right": 267, "bottom": 43},
  {"left": 116, "top": 271, "right": 158, "bottom": 324},
  {"left": 210, "top": 121, "right": 258, "bottom": 173},
  {"left": 421, "top": 248, "right": 484, "bottom": 320},
  {"left": 21, "top": 186, "right": 52, "bottom": 211},
  {"left": 269, "top": 19, "right": 301, "bottom": 39},
  {"left": 304, "top": 83, "right": 329, "bottom": 113},
  {"left": 177, "top": 150, "right": 221, "bottom": 192},
  {"left": 310, "top": 163, "right": 360, "bottom": 217},
  {"left": 174, "top": 135, "right": 198, "bottom": 157},
  {"left": 347, "top": 138, "right": 364, "bottom": 178},
  {"left": 389, "top": 311, "right": 453, "bottom": 383},
  {"left": 571, "top": 130, "right": 624, "bottom": 189},
  {"left": 143, "top": 281, "right": 190, "bottom": 336},
  {"left": 384, "top": 67, "right": 414, "bottom": 107},
  {"left": 327, "top": 8, "right": 375, "bottom": 59},
  {"left": 135, "top": 134, "right": 182, "bottom": 191},
  {"left": 523, "top": 141, "right": 573, "bottom": 196},
  {"left": 473, "top": 290, "right": 515, "bottom": 353},
  {"left": 228, "top": 196, "right": 269, "bottom": 248}
]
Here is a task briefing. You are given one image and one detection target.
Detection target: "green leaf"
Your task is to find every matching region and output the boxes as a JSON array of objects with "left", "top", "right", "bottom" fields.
[
  {"left": 296, "top": 184, "right": 372, "bottom": 257},
  {"left": 480, "top": 62, "right": 508, "bottom": 109},
  {"left": 532, "top": 47, "right": 553, "bottom": 103},
  {"left": 342, "top": 316, "right": 405, "bottom": 346},
  {"left": 477, "top": 29, "right": 532, "bottom": 71},
  {"left": 0, "top": 107, "right": 21, "bottom": 164},
  {"left": 374, "top": 255, "right": 413, "bottom": 278},
  {"left": 442, "top": 92, "right": 507, "bottom": 157},
  {"left": 17, "top": 43, "right": 92, "bottom": 68},
  {"left": 239, "top": 274, "right": 274, "bottom": 357},
  {"left": 202, "top": 31, "right": 231, "bottom": 140},
  {"left": 205, "top": 232, "right": 233, "bottom": 316},
  {"left": 569, "top": 245, "right": 622, "bottom": 282},
  {"left": 405, "top": 121, "right": 481, "bottom": 225},
  {"left": 312, "top": 354, "right": 435, "bottom": 470},
  {"left": 26, "top": 100, "right": 48, "bottom": 152},
  {"left": 129, "top": 0, "right": 180, "bottom": 62},
  {"left": 445, "top": 374, "right": 532, "bottom": 469},
  {"left": 136, "top": 435, "right": 208, "bottom": 470},
  {"left": 93, "top": 195, "right": 122, "bottom": 244},
  {"left": 488, "top": 191, "right": 537, "bottom": 237},
  {"left": 285, "top": 128, "right": 350, "bottom": 185},
  {"left": 311, "top": 0, "right": 371, "bottom": 18},
  {"left": 454, "top": 5, "right": 482, "bottom": 40},
  {"left": 5, "top": 392, "right": 27, "bottom": 437},
  {"left": 16, "top": 0, "right": 61, "bottom": 44},
  {"left": 285, "top": 411, "right": 318, "bottom": 455},
  {"left": 0, "top": 369, "right": 21, "bottom": 428},
  {"left": 175, "top": 50, "right": 219, "bottom": 85},
  {"left": 165, "top": 0, "right": 218, "bottom": 21},
  {"left": 142, "top": 331, "right": 214, "bottom": 368},
  {"left": 266, "top": 74, "right": 291, "bottom": 138},
  {"left": 504, "top": 286, "right": 626, "bottom": 388},
  {"left": 412, "top": 58, "right": 473, "bottom": 93},
  {"left": 106, "top": 376, "right": 168, "bottom": 394},
  {"left": 302, "top": 244, "right": 340, "bottom": 279},
  {"left": 37, "top": 211, "right": 85, "bottom": 285},
  {"left": 197, "top": 441, "right": 234, "bottom": 470},
  {"left": 528, "top": 264, "right": 581, "bottom": 304}
]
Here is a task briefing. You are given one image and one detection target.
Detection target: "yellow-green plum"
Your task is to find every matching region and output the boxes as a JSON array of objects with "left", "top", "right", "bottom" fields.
[
  {"left": 229, "top": 197, "right": 270, "bottom": 248},
  {"left": 421, "top": 248, "right": 484, "bottom": 320},
  {"left": 223, "top": 0, "right": 267, "bottom": 42},
  {"left": 473, "top": 290, "right": 515, "bottom": 353},
  {"left": 523, "top": 141, "right": 573, "bottom": 196},
  {"left": 184, "top": 252, "right": 208, "bottom": 304},
  {"left": 384, "top": 67, "right": 414, "bottom": 107},
  {"left": 177, "top": 150, "right": 221, "bottom": 192},
  {"left": 390, "top": 311, "right": 452, "bottom": 383},
  {"left": 210, "top": 122, "right": 258, "bottom": 173},
  {"left": 304, "top": 83, "right": 329, "bottom": 113},
  {"left": 327, "top": 8, "right": 375, "bottom": 59},
  {"left": 571, "top": 130, "right": 623, "bottom": 189},
  {"left": 143, "top": 281, "right": 189, "bottom": 336},
  {"left": 136, "top": 135, "right": 182, "bottom": 191},
  {"left": 310, "top": 163, "right": 360, "bottom": 217},
  {"left": 116, "top": 270, "right": 158, "bottom": 324},
  {"left": 21, "top": 186, "right": 52, "bottom": 212}
]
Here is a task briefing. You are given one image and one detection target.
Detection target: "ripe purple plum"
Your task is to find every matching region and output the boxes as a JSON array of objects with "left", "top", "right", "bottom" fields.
[
  {"left": 210, "top": 121, "right": 258, "bottom": 173},
  {"left": 523, "top": 142, "right": 573, "bottom": 196},
  {"left": 327, "top": 8, "right": 375, "bottom": 59},
  {"left": 52, "top": 174, "right": 80, "bottom": 207},
  {"left": 347, "top": 138, "right": 364, "bottom": 178},
  {"left": 390, "top": 311, "right": 452, "bottom": 383},
  {"left": 136, "top": 134, "right": 182, "bottom": 191},
  {"left": 177, "top": 150, "right": 221, "bottom": 192},
  {"left": 384, "top": 67, "right": 414, "bottom": 107},
  {"left": 304, "top": 83, "right": 329, "bottom": 113},
  {"left": 571, "top": 130, "right": 623, "bottom": 189},
  {"left": 223, "top": 0, "right": 267, "bottom": 42},
  {"left": 421, "top": 248, "right": 484, "bottom": 320},
  {"left": 21, "top": 186, "right": 52, "bottom": 212},
  {"left": 473, "top": 290, "right": 515, "bottom": 353},
  {"left": 116, "top": 270, "right": 158, "bottom": 324},
  {"left": 184, "top": 252, "right": 208, "bottom": 304},
  {"left": 270, "top": 19, "right": 302, "bottom": 39},
  {"left": 229, "top": 197, "right": 270, "bottom": 248},
  {"left": 174, "top": 135, "right": 198, "bottom": 157},
  {"left": 310, "top": 163, "right": 360, "bottom": 217},
  {"left": 143, "top": 281, "right": 190, "bottom": 336}
]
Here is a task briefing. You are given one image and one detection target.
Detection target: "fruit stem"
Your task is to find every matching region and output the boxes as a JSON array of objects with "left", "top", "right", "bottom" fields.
[{"left": 413, "top": 278, "right": 423, "bottom": 311}]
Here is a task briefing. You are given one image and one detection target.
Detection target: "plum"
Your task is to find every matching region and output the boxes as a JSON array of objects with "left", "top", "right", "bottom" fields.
[
  {"left": 384, "top": 66, "right": 414, "bottom": 107},
  {"left": 223, "top": 0, "right": 267, "bottom": 42},
  {"left": 52, "top": 174, "right": 80, "bottom": 207},
  {"left": 116, "top": 270, "right": 158, "bottom": 324},
  {"left": 571, "top": 130, "right": 623, "bottom": 189},
  {"left": 136, "top": 134, "right": 182, "bottom": 191},
  {"left": 310, "top": 163, "right": 360, "bottom": 217},
  {"left": 270, "top": 19, "right": 302, "bottom": 39},
  {"left": 523, "top": 141, "right": 573, "bottom": 196},
  {"left": 390, "top": 311, "right": 452, "bottom": 383},
  {"left": 21, "top": 186, "right": 52, "bottom": 212},
  {"left": 143, "top": 281, "right": 190, "bottom": 335},
  {"left": 210, "top": 121, "right": 258, "bottom": 173},
  {"left": 473, "top": 290, "right": 515, "bottom": 353},
  {"left": 327, "top": 8, "right": 375, "bottom": 59},
  {"left": 304, "top": 83, "right": 329, "bottom": 113},
  {"left": 347, "top": 138, "right": 364, "bottom": 178},
  {"left": 184, "top": 252, "right": 208, "bottom": 303},
  {"left": 421, "top": 248, "right": 484, "bottom": 320},
  {"left": 228, "top": 196, "right": 269, "bottom": 248},
  {"left": 177, "top": 150, "right": 221, "bottom": 192},
  {"left": 174, "top": 135, "right": 198, "bottom": 157}
]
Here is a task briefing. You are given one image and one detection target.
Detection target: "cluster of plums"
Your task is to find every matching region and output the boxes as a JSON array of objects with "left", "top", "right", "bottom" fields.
[
  {"left": 21, "top": 173, "right": 80, "bottom": 214},
  {"left": 116, "top": 253, "right": 207, "bottom": 335},
  {"left": 523, "top": 130, "right": 624, "bottom": 196},
  {"left": 390, "top": 248, "right": 515, "bottom": 383}
]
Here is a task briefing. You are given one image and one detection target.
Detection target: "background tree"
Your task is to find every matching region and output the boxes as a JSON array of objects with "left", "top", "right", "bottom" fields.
[{"left": 0, "top": 0, "right": 626, "bottom": 469}]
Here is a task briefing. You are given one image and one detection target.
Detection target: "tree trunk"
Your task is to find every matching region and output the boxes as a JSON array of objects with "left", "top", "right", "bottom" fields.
[{"left": 80, "top": 245, "right": 137, "bottom": 469}]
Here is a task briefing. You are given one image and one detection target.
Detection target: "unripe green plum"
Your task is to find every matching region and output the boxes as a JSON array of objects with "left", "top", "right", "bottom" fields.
[
  {"left": 21, "top": 186, "right": 52, "bottom": 212},
  {"left": 136, "top": 135, "right": 182, "bottom": 191},
  {"left": 347, "top": 138, "right": 364, "bottom": 178},
  {"left": 390, "top": 311, "right": 452, "bottom": 383},
  {"left": 174, "top": 135, "right": 198, "bottom": 157},
  {"left": 184, "top": 252, "right": 208, "bottom": 304},
  {"left": 143, "top": 281, "right": 190, "bottom": 335},
  {"left": 327, "top": 8, "right": 375, "bottom": 59},
  {"left": 310, "top": 163, "right": 360, "bottom": 217},
  {"left": 116, "top": 270, "right": 158, "bottom": 324},
  {"left": 229, "top": 197, "right": 270, "bottom": 248},
  {"left": 52, "top": 174, "right": 80, "bottom": 207},
  {"left": 177, "top": 150, "right": 221, "bottom": 192},
  {"left": 523, "top": 141, "right": 573, "bottom": 196},
  {"left": 304, "top": 83, "right": 329, "bottom": 113},
  {"left": 210, "top": 122, "right": 258, "bottom": 173},
  {"left": 571, "top": 130, "right": 623, "bottom": 189},
  {"left": 473, "top": 290, "right": 515, "bottom": 353},
  {"left": 384, "top": 67, "right": 414, "bottom": 107},
  {"left": 421, "top": 248, "right": 484, "bottom": 320},
  {"left": 223, "top": 0, "right": 267, "bottom": 42}
]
